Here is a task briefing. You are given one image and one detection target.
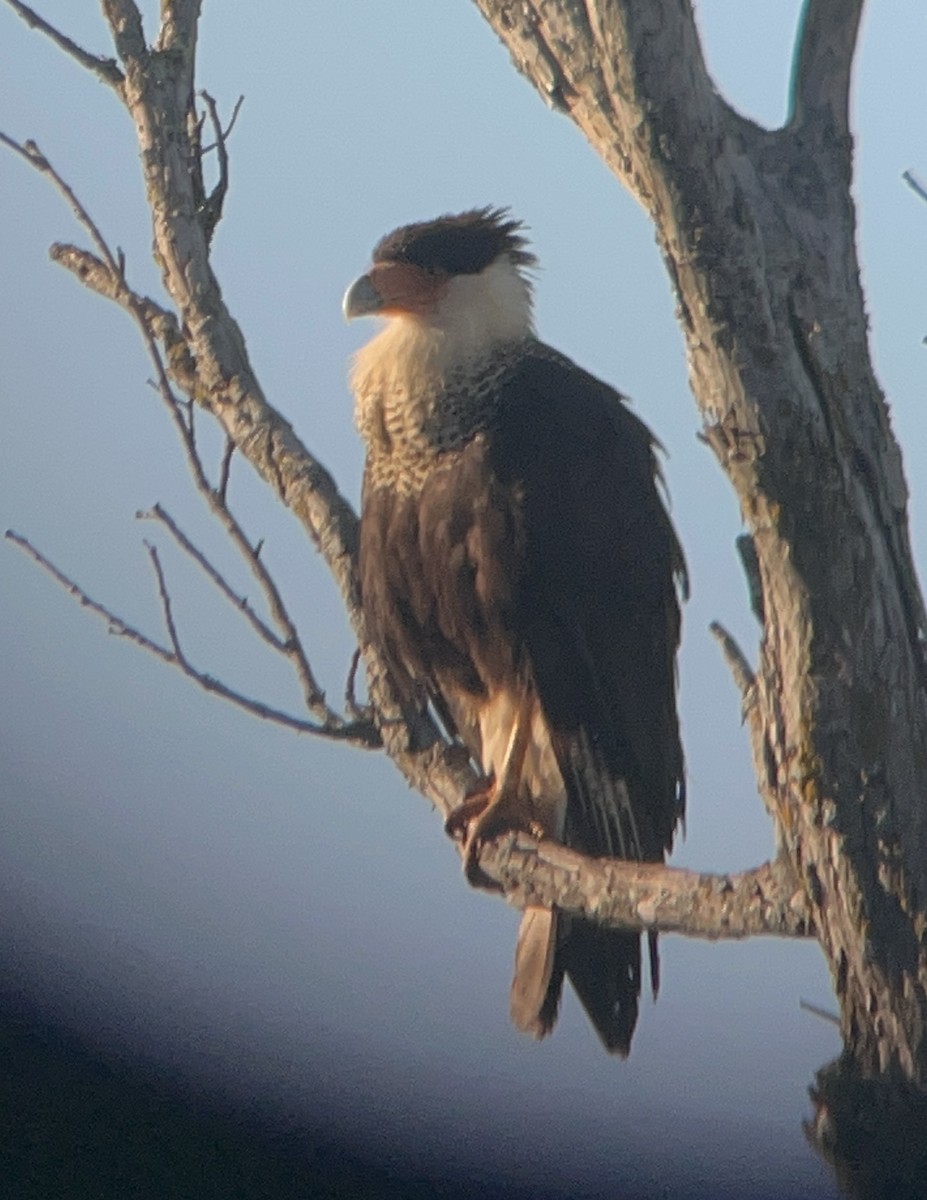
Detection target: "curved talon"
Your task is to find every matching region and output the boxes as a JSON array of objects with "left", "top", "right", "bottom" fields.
[
  {"left": 461, "top": 827, "right": 498, "bottom": 890},
  {"left": 445, "top": 780, "right": 509, "bottom": 890},
  {"left": 444, "top": 784, "right": 493, "bottom": 842}
]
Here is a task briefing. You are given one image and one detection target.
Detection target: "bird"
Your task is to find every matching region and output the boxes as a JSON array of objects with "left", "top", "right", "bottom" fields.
[{"left": 343, "top": 207, "right": 686, "bottom": 1054}]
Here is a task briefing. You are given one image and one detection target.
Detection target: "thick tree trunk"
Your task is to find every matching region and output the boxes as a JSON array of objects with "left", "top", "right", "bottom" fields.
[{"left": 473, "top": 0, "right": 927, "bottom": 1082}]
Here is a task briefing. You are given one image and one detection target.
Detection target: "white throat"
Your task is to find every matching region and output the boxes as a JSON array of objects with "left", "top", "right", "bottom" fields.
[{"left": 350, "top": 256, "right": 534, "bottom": 443}]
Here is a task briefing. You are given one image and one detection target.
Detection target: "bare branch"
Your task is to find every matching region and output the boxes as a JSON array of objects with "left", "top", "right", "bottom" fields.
[
  {"left": 903, "top": 170, "right": 927, "bottom": 208},
  {"left": 52, "top": 239, "right": 341, "bottom": 728},
  {"left": 100, "top": 0, "right": 147, "bottom": 63},
  {"left": 138, "top": 505, "right": 285, "bottom": 651},
  {"left": 7, "top": 522, "right": 817, "bottom": 941},
  {"left": 800, "top": 999, "right": 841, "bottom": 1027},
  {"left": 155, "top": 0, "right": 200, "bottom": 54},
  {"left": 205, "top": 94, "right": 245, "bottom": 148},
  {"left": 32, "top": 162, "right": 337, "bottom": 725},
  {"left": 0, "top": 136, "right": 122, "bottom": 278},
  {"left": 197, "top": 90, "right": 232, "bottom": 241},
  {"left": 48, "top": 245, "right": 200, "bottom": 396},
  {"left": 6, "top": 529, "right": 176, "bottom": 662},
  {"left": 28, "top": 69, "right": 451, "bottom": 784},
  {"left": 3, "top": 1, "right": 123, "bottom": 86},
  {"left": 5, "top": 530, "right": 380, "bottom": 746},
  {"left": 788, "top": 0, "right": 865, "bottom": 136},
  {"left": 139, "top": 503, "right": 355, "bottom": 729},
  {"left": 145, "top": 539, "right": 183, "bottom": 656},
  {"left": 13, "top": 152, "right": 338, "bottom": 730},
  {"left": 477, "top": 833, "right": 813, "bottom": 940},
  {"left": 710, "top": 621, "right": 757, "bottom": 709},
  {"left": 345, "top": 647, "right": 367, "bottom": 721},
  {"left": 217, "top": 437, "right": 235, "bottom": 503},
  {"left": 735, "top": 533, "right": 765, "bottom": 625}
]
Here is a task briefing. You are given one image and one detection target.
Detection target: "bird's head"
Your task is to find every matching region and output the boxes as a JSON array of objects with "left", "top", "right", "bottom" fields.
[{"left": 343, "top": 207, "right": 536, "bottom": 353}]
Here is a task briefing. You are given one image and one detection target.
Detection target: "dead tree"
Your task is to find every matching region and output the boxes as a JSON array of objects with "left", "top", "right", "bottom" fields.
[{"left": 4, "top": 1, "right": 927, "bottom": 1153}]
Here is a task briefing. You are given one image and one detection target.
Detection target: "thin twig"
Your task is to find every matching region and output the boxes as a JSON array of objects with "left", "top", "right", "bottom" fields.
[
  {"left": 49, "top": 244, "right": 201, "bottom": 406},
  {"left": 197, "top": 90, "right": 230, "bottom": 241},
  {"left": 7, "top": 529, "right": 176, "bottom": 661},
  {"left": 216, "top": 95, "right": 244, "bottom": 145},
  {"left": 4, "top": 142, "right": 341, "bottom": 730},
  {"left": 736, "top": 533, "right": 765, "bottom": 625},
  {"left": 800, "top": 998, "right": 841, "bottom": 1027},
  {"left": 5, "top": 530, "right": 380, "bottom": 745},
  {"left": 138, "top": 504, "right": 286, "bottom": 651},
  {"left": 218, "top": 437, "right": 235, "bottom": 503},
  {"left": 345, "top": 646, "right": 371, "bottom": 721},
  {"left": 710, "top": 621, "right": 758, "bottom": 720},
  {"left": 0, "top": 135, "right": 123, "bottom": 279},
  {"left": 902, "top": 170, "right": 927, "bottom": 207},
  {"left": 140, "top": 333, "right": 334, "bottom": 723},
  {"left": 144, "top": 539, "right": 182, "bottom": 655},
  {"left": 4, "top": 1, "right": 124, "bottom": 86}
]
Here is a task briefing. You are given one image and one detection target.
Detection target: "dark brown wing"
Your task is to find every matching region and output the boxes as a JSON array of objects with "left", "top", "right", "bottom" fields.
[
  {"left": 488, "top": 344, "right": 685, "bottom": 1053},
  {"left": 488, "top": 343, "right": 685, "bottom": 863}
]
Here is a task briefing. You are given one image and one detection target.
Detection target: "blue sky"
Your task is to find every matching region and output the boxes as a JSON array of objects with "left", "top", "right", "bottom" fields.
[{"left": 1, "top": 3, "right": 923, "bottom": 1195}]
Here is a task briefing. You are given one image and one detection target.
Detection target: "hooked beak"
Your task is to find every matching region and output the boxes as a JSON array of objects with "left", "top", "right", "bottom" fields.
[{"left": 342, "top": 273, "right": 384, "bottom": 320}]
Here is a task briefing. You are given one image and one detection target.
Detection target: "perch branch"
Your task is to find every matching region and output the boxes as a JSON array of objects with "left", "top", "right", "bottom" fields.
[{"left": 477, "top": 833, "right": 813, "bottom": 939}]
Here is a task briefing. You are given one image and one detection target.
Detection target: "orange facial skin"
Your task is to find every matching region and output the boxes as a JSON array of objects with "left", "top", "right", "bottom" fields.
[{"left": 343, "top": 261, "right": 449, "bottom": 320}]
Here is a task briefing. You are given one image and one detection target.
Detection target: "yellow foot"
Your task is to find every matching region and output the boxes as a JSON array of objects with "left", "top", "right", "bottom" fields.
[{"left": 444, "top": 780, "right": 511, "bottom": 890}]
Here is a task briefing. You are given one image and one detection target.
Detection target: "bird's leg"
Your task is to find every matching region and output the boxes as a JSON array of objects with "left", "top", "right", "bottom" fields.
[{"left": 445, "top": 694, "right": 534, "bottom": 888}]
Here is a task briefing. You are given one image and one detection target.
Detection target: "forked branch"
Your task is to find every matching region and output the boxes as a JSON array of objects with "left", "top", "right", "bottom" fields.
[{"left": 5, "top": 530, "right": 379, "bottom": 746}]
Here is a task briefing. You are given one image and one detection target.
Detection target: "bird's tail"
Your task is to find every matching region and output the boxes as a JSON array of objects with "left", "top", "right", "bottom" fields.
[
  {"left": 510, "top": 905, "right": 561, "bottom": 1038},
  {"left": 510, "top": 908, "right": 642, "bottom": 1055},
  {"left": 562, "top": 921, "right": 642, "bottom": 1056}
]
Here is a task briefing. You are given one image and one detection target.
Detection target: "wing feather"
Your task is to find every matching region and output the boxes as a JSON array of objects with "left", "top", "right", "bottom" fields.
[{"left": 489, "top": 344, "right": 685, "bottom": 861}]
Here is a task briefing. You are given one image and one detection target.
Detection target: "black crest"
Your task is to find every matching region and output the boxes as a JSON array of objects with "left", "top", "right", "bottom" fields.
[{"left": 372, "top": 207, "right": 537, "bottom": 276}]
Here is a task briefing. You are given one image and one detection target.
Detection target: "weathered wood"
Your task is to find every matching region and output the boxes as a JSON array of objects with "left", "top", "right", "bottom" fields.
[
  {"left": 473, "top": 0, "right": 927, "bottom": 1082},
  {"left": 478, "top": 834, "right": 812, "bottom": 939}
]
